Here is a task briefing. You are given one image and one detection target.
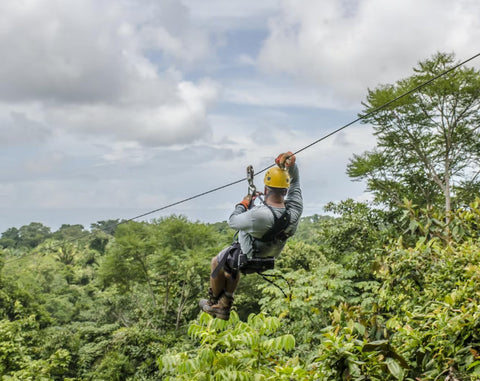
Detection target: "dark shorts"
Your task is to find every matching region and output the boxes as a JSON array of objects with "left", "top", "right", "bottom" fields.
[
  {"left": 214, "top": 242, "right": 275, "bottom": 276},
  {"left": 215, "top": 242, "right": 243, "bottom": 276}
]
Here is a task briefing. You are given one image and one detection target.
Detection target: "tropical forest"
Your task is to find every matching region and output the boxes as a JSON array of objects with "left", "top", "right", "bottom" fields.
[{"left": 2, "top": 53, "right": 480, "bottom": 380}]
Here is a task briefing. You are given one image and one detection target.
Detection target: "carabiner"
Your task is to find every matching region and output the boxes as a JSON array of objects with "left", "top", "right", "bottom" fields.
[{"left": 246, "top": 165, "right": 256, "bottom": 195}]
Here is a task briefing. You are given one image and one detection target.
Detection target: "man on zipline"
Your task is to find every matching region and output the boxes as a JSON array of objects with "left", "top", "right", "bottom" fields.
[{"left": 199, "top": 151, "right": 303, "bottom": 320}]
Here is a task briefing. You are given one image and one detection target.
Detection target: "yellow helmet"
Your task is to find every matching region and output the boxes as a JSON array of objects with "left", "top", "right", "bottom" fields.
[{"left": 264, "top": 167, "right": 290, "bottom": 188}]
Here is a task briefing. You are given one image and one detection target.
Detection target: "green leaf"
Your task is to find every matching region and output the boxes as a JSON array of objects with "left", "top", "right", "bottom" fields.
[
  {"left": 362, "top": 340, "right": 390, "bottom": 352},
  {"left": 385, "top": 357, "right": 404, "bottom": 380},
  {"left": 354, "top": 322, "right": 366, "bottom": 336},
  {"left": 467, "top": 360, "right": 480, "bottom": 370}
]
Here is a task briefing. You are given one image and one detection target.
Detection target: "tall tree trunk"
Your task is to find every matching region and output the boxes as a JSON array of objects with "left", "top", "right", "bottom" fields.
[
  {"left": 176, "top": 281, "right": 188, "bottom": 330},
  {"left": 444, "top": 153, "right": 452, "bottom": 224},
  {"left": 164, "top": 276, "right": 170, "bottom": 316},
  {"left": 444, "top": 176, "right": 451, "bottom": 218},
  {"left": 138, "top": 255, "right": 157, "bottom": 308}
]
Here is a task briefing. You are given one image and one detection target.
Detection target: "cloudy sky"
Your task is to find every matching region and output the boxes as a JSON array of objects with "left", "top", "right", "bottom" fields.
[{"left": 1, "top": 0, "right": 480, "bottom": 233}]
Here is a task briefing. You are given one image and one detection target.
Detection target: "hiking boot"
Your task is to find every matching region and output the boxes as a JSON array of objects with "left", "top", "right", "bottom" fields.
[
  {"left": 201, "top": 294, "right": 234, "bottom": 320},
  {"left": 198, "top": 288, "right": 218, "bottom": 311}
]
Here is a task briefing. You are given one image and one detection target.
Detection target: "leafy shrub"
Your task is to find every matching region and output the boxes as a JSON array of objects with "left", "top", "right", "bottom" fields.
[{"left": 159, "top": 312, "right": 304, "bottom": 380}]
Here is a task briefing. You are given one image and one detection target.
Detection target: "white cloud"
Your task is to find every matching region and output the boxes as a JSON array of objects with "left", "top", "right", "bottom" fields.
[
  {"left": 23, "top": 151, "right": 66, "bottom": 175},
  {"left": 236, "top": 54, "right": 256, "bottom": 66},
  {"left": 258, "top": 0, "right": 480, "bottom": 105},
  {"left": 0, "top": 0, "right": 218, "bottom": 147},
  {"left": 0, "top": 0, "right": 127, "bottom": 102},
  {"left": 100, "top": 141, "right": 151, "bottom": 165},
  {"left": 43, "top": 78, "right": 219, "bottom": 146},
  {"left": 0, "top": 110, "right": 51, "bottom": 145},
  {"left": 223, "top": 78, "right": 350, "bottom": 109},
  {"left": 134, "top": 0, "right": 212, "bottom": 65},
  {"left": 182, "top": 0, "right": 280, "bottom": 29}
]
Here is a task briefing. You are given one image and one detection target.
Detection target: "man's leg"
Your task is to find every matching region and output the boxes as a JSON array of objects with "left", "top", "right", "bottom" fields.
[
  {"left": 202, "top": 270, "right": 239, "bottom": 320},
  {"left": 200, "top": 248, "right": 241, "bottom": 320},
  {"left": 210, "top": 255, "right": 241, "bottom": 294},
  {"left": 224, "top": 270, "right": 240, "bottom": 294},
  {"left": 210, "top": 256, "right": 226, "bottom": 297},
  {"left": 199, "top": 255, "right": 223, "bottom": 310}
]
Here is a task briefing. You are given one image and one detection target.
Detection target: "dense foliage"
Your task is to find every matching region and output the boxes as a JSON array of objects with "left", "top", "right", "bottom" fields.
[{"left": 1, "top": 200, "right": 480, "bottom": 380}]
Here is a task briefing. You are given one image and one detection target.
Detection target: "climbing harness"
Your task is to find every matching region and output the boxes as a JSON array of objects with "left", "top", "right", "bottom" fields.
[
  {"left": 209, "top": 165, "right": 293, "bottom": 300},
  {"left": 211, "top": 240, "right": 291, "bottom": 300},
  {"left": 256, "top": 204, "right": 291, "bottom": 243},
  {"left": 211, "top": 241, "right": 242, "bottom": 279},
  {"left": 246, "top": 165, "right": 291, "bottom": 244}
]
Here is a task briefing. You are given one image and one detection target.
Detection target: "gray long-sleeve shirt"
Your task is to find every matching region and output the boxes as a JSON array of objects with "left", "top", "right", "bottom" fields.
[{"left": 228, "top": 164, "right": 303, "bottom": 259}]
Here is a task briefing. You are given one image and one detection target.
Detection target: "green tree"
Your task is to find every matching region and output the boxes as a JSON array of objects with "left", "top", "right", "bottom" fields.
[
  {"left": 53, "top": 224, "right": 85, "bottom": 241},
  {"left": 259, "top": 241, "right": 360, "bottom": 350},
  {"left": 293, "top": 214, "right": 332, "bottom": 244},
  {"left": 0, "top": 227, "right": 20, "bottom": 248},
  {"left": 88, "top": 229, "right": 111, "bottom": 254},
  {"left": 0, "top": 314, "right": 71, "bottom": 379},
  {"left": 372, "top": 200, "right": 480, "bottom": 379},
  {"left": 317, "top": 199, "right": 395, "bottom": 276},
  {"left": 91, "top": 219, "right": 121, "bottom": 236},
  {"left": 303, "top": 200, "right": 480, "bottom": 380},
  {"left": 18, "top": 222, "right": 52, "bottom": 248},
  {"left": 98, "top": 221, "right": 158, "bottom": 305},
  {"left": 152, "top": 215, "right": 224, "bottom": 329},
  {"left": 54, "top": 242, "right": 78, "bottom": 265},
  {"left": 348, "top": 52, "right": 480, "bottom": 215},
  {"left": 98, "top": 216, "right": 224, "bottom": 331}
]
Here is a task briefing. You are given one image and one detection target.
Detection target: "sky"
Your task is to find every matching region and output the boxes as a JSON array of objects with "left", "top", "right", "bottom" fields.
[{"left": 1, "top": 0, "right": 480, "bottom": 233}]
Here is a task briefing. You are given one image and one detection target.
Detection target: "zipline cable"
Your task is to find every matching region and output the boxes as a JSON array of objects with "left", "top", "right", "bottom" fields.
[
  {"left": 118, "top": 51, "right": 480, "bottom": 219},
  {"left": 252, "top": 51, "right": 480, "bottom": 176},
  {"left": 3, "top": 178, "right": 249, "bottom": 263},
  {"left": 4, "top": 52, "right": 480, "bottom": 264}
]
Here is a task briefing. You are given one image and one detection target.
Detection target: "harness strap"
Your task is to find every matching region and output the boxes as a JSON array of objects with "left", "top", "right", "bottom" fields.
[
  {"left": 211, "top": 243, "right": 238, "bottom": 278},
  {"left": 256, "top": 202, "right": 291, "bottom": 243},
  {"left": 211, "top": 250, "right": 229, "bottom": 278}
]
